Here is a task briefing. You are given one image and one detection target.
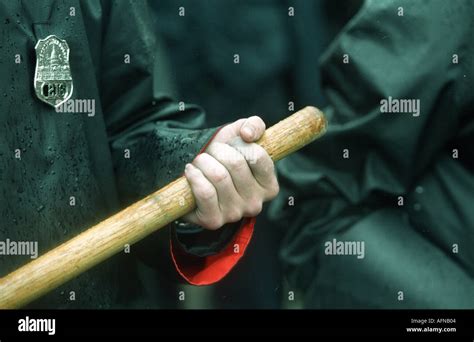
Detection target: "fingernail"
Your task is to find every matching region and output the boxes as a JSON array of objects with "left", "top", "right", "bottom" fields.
[
  {"left": 243, "top": 126, "right": 254, "bottom": 139},
  {"left": 185, "top": 163, "right": 193, "bottom": 172}
]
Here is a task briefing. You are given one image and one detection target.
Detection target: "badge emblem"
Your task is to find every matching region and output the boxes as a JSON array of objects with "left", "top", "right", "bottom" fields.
[{"left": 34, "top": 35, "right": 73, "bottom": 107}]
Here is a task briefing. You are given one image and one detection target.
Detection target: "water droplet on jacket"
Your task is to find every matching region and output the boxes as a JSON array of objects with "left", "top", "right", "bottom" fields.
[{"left": 37, "top": 205, "right": 44, "bottom": 212}]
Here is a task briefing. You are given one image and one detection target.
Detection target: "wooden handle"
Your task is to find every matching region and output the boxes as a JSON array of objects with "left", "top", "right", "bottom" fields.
[{"left": 0, "top": 106, "right": 326, "bottom": 309}]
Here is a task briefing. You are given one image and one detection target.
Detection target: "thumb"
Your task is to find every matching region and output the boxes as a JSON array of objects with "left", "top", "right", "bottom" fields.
[{"left": 239, "top": 116, "right": 266, "bottom": 142}]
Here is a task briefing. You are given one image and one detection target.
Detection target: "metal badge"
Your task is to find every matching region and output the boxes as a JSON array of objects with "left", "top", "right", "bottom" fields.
[{"left": 34, "top": 35, "right": 73, "bottom": 107}]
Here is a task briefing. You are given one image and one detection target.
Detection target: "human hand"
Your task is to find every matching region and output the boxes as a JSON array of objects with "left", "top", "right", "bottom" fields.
[{"left": 183, "top": 116, "right": 279, "bottom": 230}]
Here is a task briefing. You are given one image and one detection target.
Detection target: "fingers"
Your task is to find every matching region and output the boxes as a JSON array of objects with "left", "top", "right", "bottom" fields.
[
  {"left": 211, "top": 118, "right": 247, "bottom": 143},
  {"left": 183, "top": 163, "right": 222, "bottom": 229},
  {"left": 192, "top": 153, "right": 243, "bottom": 218},
  {"left": 228, "top": 139, "right": 279, "bottom": 200},
  {"left": 239, "top": 116, "right": 266, "bottom": 142},
  {"left": 183, "top": 114, "right": 279, "bottom": 231},
  {"left": 205, "top": 142, "right": 259, "bottom": 200},
  {"left": 212, "top": 116, "right": 266, "bottom": 143},
  {"left": 183, "top": 153, "right": 248, "bottom": 230}
]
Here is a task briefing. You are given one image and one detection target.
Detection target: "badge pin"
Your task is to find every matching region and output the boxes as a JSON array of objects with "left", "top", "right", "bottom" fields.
[{"left": 34, "top": 35, "right": 73, "bottom": 107}]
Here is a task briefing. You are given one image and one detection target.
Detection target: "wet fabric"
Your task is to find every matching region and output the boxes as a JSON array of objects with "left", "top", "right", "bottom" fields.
[
  {"left": 152, "top": 0, "right": 361, "bottom": 125},
  {"left": 0, "top": 0, "right": 240, "bottom": 308},
  {"left": 269, "top": 0, "right": 474, "bottom": 308},
  {"left": 152, "top": 0, "right": 362, "bottom": 309}
]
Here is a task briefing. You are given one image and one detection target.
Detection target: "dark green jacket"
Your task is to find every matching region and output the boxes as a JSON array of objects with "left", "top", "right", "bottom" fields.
[
  {"left": 151, "top": 0, "right": 362, "bottom": 308},
  {"left": 0, "top": 0, "right": 243, "bottom": 308},
  {"left": 270, "top": 0, "right": 474, "bottom": 308}
]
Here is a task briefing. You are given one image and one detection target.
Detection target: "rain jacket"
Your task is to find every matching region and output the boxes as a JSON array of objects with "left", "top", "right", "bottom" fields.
[
  {"left": 0, "top": 0, "right": 253, "bottom": 308},
  {"left": 269, "top": 0, "right": 474, "bottom": 308}
]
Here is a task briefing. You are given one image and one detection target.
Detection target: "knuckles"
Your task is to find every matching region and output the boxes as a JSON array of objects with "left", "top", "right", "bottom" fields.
[
  {"left": 195, "top": 184, "right": 216, "bottom": 201},
  {"left": 225, "top": 154, "right": 246, "bottom": 171},
  {"left": 244, "top": 199, "right": 263, "bottom": 217},
  {"left": 224, "top": 208, "right": 243, "bottom": 223},
  {"left": 191, "top": 136, "right": 280, "bottom": 229},
  {"left": 207, "top": 165, "right": 229, "bottom": 184},
  {"left": 266, "top": 182, "right": 280, "bottom": 200}
]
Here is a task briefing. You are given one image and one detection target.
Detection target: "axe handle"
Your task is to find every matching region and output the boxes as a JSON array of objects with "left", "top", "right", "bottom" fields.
[{"left": 0, "top": 106, "right": 326, "bottom": 309}]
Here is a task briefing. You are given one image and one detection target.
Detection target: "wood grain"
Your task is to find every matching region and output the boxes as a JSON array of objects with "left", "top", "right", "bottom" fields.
[{"left": 0, "top": 106, "right": 326, "bottom": 309}]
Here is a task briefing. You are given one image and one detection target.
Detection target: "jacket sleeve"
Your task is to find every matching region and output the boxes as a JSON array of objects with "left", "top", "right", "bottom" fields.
[
  {"left": 269, "top": 0, "right": 473, "bottom": 283},
  {"left": 93, "top": 0, "right": 254, "bottom": 284}
]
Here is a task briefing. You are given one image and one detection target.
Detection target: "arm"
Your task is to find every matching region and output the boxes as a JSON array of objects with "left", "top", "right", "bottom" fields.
[
  {"left": 270, "top": 0, "right": 472, "bottom": 272},
  {"left": 95, "top": 0, "right": 278, "bottom": 284}
]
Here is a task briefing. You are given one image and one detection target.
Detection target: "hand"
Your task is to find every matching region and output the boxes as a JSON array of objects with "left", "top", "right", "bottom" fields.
[{"left": 183, "top": 116, "right": 279, "bottom": 230}]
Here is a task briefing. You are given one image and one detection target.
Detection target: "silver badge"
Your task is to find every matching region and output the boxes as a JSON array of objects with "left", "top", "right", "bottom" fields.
[{"left": 34, "top": 35, "right": 73, "bottom": 107}]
